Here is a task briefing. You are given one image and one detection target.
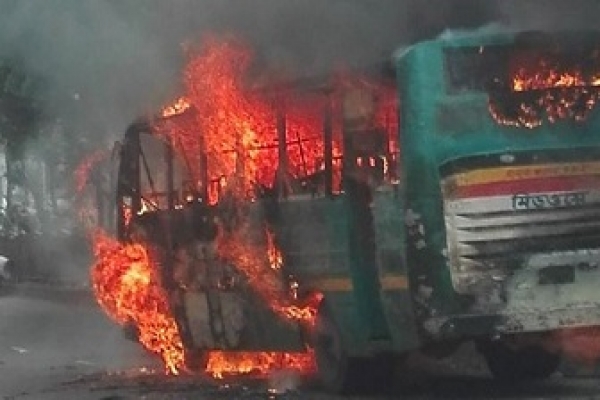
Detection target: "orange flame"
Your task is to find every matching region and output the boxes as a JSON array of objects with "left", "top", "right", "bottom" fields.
[
  {"left": 214, "top": 223, "right": 319, "bottom": 326},
  {"left": 266, "top": 227, "right": 283, "bottom": 271},
  {"left": 86, "top": 35, "right": 396, "bottom": 379},
  {"left": 157, "top": 35, "right": 398, "bottom": 197},
  {"left": 490, "top": 50, "right": 600, "bottom": 128},
  {"left": 206, "top": 350, "right": 315, "bottom": 379},
  {"left": 162, "top": 97, "right": 192, "bottom": 118},
  {"left": 90, "top": 225, "right": 320, "bottom": 377},
  {"left": 91, "top": 230, "right": 185, "bottom": 374}
]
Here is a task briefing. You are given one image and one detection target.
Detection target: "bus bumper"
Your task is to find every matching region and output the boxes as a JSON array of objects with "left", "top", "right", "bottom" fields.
[{"left": 424, "top": 304, "right": 600, "bottom": 340}]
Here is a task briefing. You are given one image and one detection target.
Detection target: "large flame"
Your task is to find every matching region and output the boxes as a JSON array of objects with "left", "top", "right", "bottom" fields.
[
  {"left": 158, "top": 35, "right": 398, "bottom": 199},
  {"left": 91, "top": 230, "right": 185, "bottom": 374},
  {"left": 90, "top": 225, "right": 320, "bottom": 377},
  {"left": 85, "top": 35, "right": 396, "bottom": 379}
]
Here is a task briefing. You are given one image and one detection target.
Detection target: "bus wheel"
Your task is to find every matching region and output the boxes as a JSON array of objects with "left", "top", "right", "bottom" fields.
[
  {"left": 313, "top": 303, "right": 396, "bottom": 394},
  {"left": 478, "top": 340, "right": 560, "bottom": 381}
]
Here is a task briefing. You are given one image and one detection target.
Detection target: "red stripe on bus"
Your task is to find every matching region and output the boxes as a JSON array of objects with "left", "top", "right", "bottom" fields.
[{"left": 455, "top": 175, "right": 600, "bottom": 198}]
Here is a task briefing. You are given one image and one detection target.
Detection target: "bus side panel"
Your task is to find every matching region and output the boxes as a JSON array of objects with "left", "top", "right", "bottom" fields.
[
  {"left": 372, "top": 188, "right": 421, "bottom": 352},
  {"left": 397, "top": 44, "right": 462, "bottom": 324},
  {"left": 274, "top": 195, "right": 381, "bottom": 355}
]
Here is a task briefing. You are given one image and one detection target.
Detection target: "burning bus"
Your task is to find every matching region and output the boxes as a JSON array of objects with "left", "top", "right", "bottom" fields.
[{"left": 95, "top": 29, "right": 600, "bottom": 393}]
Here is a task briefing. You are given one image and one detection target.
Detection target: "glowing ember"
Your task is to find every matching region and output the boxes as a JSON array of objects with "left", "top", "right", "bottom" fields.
[
  {"left": 206, "top": 350, "right": 315, "bottom": 379},
  {"left": 511, "top": 65, "right": 600, "bottom": 93},
  {"left": 266, "top": 228, "right": 283, "bottom": 271}
]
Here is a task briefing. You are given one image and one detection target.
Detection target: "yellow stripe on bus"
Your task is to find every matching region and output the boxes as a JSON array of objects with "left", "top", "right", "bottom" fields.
[
  {"left": 380, "top": 275, "right": 409, "bottom": 290},
  {"left": 451, "top": 161, "right": 600, "bottom": 187},
  {"left": 306, "top": 277, "right": 353, "bottom": 292},
  {"left": 304, "top": 274, "right": 408, "bottom": 292}
]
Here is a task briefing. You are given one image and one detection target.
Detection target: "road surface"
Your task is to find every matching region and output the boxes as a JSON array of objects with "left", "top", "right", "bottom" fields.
[{"left": 0, "top": 283, "right": 599, "bottom": 399}]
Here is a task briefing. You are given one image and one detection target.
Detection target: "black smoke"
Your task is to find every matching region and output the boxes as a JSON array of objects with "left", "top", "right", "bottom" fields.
[
  {"left": 0, "top": 0, "right": 498, "bottom": 134},
  {"left": 0, "top": 0, "right": 598, "bottom": 140}
]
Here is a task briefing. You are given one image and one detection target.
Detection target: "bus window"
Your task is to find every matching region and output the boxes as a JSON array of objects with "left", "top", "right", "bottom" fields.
[
  {"left": 342, "top": 83, "right": 399, "bottom": 190},
  {"left": 443, "top": 34, "right": 600, "bottom": 127},
  {"left": 138, "top": 133, "right": 192, "bottom": 211}
]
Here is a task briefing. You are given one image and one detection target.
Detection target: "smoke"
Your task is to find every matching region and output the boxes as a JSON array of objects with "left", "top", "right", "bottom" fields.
[
  {"left": 0, "top": 1, "right": 183, "bottom": 136},
  {"left": 0, "top": 0, "right": 501, "bottom": 136},
  {"left": 0, "top": 1, "right": 598, "bottom": 136},
  {"left": 496, "top": 0, "right": 600, "bottom": 32},
  {"left": 0, "top": 0, "right": 596, "bottom": 284}
]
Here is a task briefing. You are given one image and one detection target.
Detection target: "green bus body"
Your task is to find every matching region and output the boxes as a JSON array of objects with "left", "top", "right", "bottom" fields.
[
  {"left": 398, "top": 30, "right": 600, "bottom": 344},
  {"left": 116, "top": 29, "right": 600, "bottom": 390}
]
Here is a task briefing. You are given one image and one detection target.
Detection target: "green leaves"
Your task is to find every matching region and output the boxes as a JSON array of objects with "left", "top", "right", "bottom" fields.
[{"left": 0, "top": 60, "right": 43, "bottom": 156}]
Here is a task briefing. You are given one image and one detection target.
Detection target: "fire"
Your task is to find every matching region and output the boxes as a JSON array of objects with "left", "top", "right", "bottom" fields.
[
  {"left": 85, "top": 34, "right": 396, "bottom": 379},
  {"left": 490, "top": 49, "right": 600, "bottom": 128},
  {"left": 157, "top": 35, "right": 398, "bottom": 198},
  {"left": 90, "top": 224, "right": 319, "bottom": 377},
  {"left": 215, "top": 222, "right": 320, "bottom": 326},
  {"left": 91, "top": 230, "right": 185, "bottom": 374},
  {"left": 206, "top": 350, "right": 315, "bottom": 379},
  {"left": 266, "top": 228, "right": 283, "bottom": 271},
  {"left": 162, "top": 97, "right": 192, "bottom": 118},
  {"left": 90, "top": 225, "right": 319, "bottom": 378}
]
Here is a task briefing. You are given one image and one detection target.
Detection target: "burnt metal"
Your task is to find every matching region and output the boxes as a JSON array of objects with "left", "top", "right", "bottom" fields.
[
  {"left": 116, "top": 121, "right": 144, "bottom": 241},
  {"left": 323, "top": 96, "right": 333, "bottom": 197},
  {"left": 276, "top": 100, "right": 289, "bottom": 199}
]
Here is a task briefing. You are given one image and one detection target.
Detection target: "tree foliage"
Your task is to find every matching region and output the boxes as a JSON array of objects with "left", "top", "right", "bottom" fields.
[{"left": 0, "top": 60, "right": 43, "bottom": 159}]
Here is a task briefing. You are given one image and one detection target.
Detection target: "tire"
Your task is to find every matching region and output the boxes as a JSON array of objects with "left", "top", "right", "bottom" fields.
[
  {"left": 313, "top": 302, "right": 397, "bottom": 394},
  {"left": 478, "top": 340, "right": 560, "bottom": 381}
]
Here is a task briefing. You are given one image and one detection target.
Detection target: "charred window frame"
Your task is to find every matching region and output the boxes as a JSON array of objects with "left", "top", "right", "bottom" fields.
[
  {"left": 444, "top": 33, "right": 600, "bottom": 95},
  {"left": 443, "top": 34, "right": 600, "bottom": 128}
]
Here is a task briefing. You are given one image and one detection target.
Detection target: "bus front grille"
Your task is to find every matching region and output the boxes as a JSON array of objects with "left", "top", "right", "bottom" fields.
[{"left": 444, "top": 196, "right": 600, "bottom": 294}]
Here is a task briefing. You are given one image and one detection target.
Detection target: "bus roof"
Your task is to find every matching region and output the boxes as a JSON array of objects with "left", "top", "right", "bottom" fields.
[{"left": 394, "top": 28, "right": 600, "bottom": 60}]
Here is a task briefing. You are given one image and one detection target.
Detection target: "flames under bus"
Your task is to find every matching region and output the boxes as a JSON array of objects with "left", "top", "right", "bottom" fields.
[{"left": 115, "top": 30, "right": 600, "bottom": 393}]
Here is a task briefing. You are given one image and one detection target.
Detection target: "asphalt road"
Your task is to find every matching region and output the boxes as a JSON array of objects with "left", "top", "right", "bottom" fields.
[{"left": 0, "top": 284, "right": 599, "bottom": 400}]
